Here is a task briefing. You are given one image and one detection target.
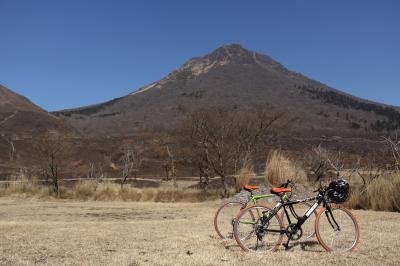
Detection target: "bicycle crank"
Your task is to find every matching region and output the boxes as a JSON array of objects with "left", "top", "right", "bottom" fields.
[
  {"left": 255, "top": 224, "right": 267, "bottom": 241},
  {"left": 285, "top": 223, "right": 303, "bottom": 241}
]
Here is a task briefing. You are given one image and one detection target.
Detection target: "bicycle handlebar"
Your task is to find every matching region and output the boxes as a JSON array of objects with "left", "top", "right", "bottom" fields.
[{"left": 279, "top": 179, "right": 292, "bottom": 188}]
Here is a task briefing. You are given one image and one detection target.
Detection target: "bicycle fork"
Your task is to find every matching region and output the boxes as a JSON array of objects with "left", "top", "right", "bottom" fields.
[{"left": 326, "top": 207, "right": 341, "bottom": 231}]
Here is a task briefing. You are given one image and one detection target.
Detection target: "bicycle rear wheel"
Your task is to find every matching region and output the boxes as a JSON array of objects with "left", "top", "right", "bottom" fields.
[
  {"left": 315, "top": 205, "right": 360, "bottom": 252},
  {"left": 214, "top": 201, "right": 245, "bottom": 239},
  {"left": 233, "top": 203, "right": 284, "bottom": 252}
]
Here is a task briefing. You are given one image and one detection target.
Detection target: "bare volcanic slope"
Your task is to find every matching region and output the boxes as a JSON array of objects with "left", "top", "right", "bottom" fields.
[
  {"left": 0, "top": 84, "right": 71, "bottom": 137},
  {"left": 55, "top": 44, "right": 400, "bottom": 137}
]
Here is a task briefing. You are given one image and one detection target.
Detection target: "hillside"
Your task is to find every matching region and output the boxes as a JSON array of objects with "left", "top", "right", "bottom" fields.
[
  {"left": 54, "top": 44, "right": 400, "bottom": 137},
  {"left": 0, "top": 84, "right": 72, "bottom": 138}
]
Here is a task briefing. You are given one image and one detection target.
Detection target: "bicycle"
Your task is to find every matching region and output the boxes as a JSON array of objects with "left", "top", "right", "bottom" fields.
[
  {"left": 214, "top": 181, "right": 317, "bottom": 241},
  {"left": 233, "top": 179, "right": 359, "bottom": 252}
]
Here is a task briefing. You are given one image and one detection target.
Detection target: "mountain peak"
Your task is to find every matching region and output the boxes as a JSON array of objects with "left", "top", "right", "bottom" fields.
[
  {"left": 177, "top": 44, "right": 286, "bottom": 77},
  {"left": 208, "top": 43, "right": 251, "bottom": 60},
  {"left": 177, "top": 44, "right": 255, "bottom": 76}
]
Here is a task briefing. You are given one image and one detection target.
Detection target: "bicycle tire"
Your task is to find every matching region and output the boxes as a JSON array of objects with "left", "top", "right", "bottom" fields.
[
  {"left": 214, "top": 201, "right": 246, "bottom": 239},
  {"left": 233, "top": 203, "right": 284, "bottom": 252},
  {"left": 315, "top": 205, "right": 360, "bottom": 252}
]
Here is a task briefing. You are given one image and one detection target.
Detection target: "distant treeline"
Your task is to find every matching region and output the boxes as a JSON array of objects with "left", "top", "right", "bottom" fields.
[{"left": 297, "top": 85, "right": 400, "bottom": 132}]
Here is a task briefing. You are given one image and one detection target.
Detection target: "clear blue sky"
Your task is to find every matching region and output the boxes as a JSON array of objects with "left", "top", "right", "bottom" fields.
[{"left": 0, "top": 0, "right": 399, "bottom": 111}]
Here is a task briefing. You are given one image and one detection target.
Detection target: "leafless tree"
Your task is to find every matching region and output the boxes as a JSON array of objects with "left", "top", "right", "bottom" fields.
[
  {"left": 0, "top": 112, "right": 19, "bottom": 161},
  {"left": 197, "top": 147, "right": 212, "bottom": 192},
  {"left": 87, "top": 162, "right": 105, "bottom": 191},
  {"left": 350, "top": 157, "right": 384, "bottom": 194},
  {"left": 161, "top": 145, "right": 178, "bottom": 187},
  {"left": 34, "top": 133, "right": 66, "bottom": 194},
  {"left": 87, "top": 162, "right": 96, "bottom": 179},
  {"left": 0, "top": 134, "right": 17, "bottom": 161},
  {"left": 304, "top": 145, "right": 344, "bottom": 183},
  {"left": 383, "top": 136, "right": 400, "bottom": 171},
  {"left": 180, "top": 108, "right": 286, "bottom": 197},
  {"left": 166, "top": 145, "right": 177, "bottom": 187},
  {"left": 120, "top": 145, "right": 143, "bottom": 188}
]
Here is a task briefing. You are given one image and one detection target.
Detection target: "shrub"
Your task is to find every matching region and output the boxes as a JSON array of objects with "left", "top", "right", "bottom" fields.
[
  {"left": 0, "top": 179, "right": 220, "bottom": 202},
  {"left": 265, "top": 150, "right": 307, "bottom": 186},
  {"left": 234, "top": 164, "right": 255, "bottom": 192},
  {"left": 346, "top": 173, "right": 400, "bottom": 212}
]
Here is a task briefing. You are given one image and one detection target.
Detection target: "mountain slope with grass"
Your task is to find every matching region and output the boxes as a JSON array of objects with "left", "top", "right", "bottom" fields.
[{"left": 0, "top": 84, "right": 72, "bottom": 137}]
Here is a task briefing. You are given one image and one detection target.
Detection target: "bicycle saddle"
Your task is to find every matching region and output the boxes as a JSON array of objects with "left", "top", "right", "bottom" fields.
[
  {"left": 243, "top": 185, "right": 259, "bottom": 192},
  {"left": 270, "top": 187, "right": 292, "bottom": 194}
]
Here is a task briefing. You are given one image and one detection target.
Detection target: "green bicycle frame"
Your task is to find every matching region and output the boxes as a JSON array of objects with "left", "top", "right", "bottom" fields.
[{"left": 239, "top": 192, "right": 291, "bottom": 225}]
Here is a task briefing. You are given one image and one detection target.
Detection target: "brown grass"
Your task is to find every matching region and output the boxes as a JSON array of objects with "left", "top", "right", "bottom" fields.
[
  {"left": 0, "top": 198, "right": 399, "bottom": 265},
  {"left": 2, "top": 168, "right": 400, "bottom": 212},
  {"left": 346, "top": 173, "right": 400, "bottom": 212},
  {"left": 265, "top": 150, "right": 307, "bottom": 185},
  {"left": 0, "top": 179, "right": 220, "bottom": 203},
  {"left": 234, "top": 164, "right": 255, "bottom": 192}
]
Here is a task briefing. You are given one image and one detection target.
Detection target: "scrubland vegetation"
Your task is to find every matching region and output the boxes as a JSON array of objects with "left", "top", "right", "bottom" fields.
[
  {"left": 1, "top": 145, "right": 399, "bottom": 212},
  {"left": 1, "top": 109, "right": 400, "bottom": 212},
  {"left": 0, "top": 177, "right": 220, "bottom": 202}
]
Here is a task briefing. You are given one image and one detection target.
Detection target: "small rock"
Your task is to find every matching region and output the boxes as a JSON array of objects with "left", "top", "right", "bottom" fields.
[{"left": 186, "top": 250, "right": 193, "bottom": 256}]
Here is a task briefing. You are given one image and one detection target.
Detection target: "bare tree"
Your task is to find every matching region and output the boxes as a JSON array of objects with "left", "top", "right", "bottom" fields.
[
  {"left": 0, "top": 112, "right": 19, "bottom": 161},
  {"left": 197, "top": 147, "right": 212, "bottom": 192},
  {"left": 120, "top": 145, "right": 143, "bottom": 188},
  {"left": 351, "top": 157, "right": 384, "bottom": 194},
  {"left": 87, "top": 162, "right": 96, "bottom": 179},
  {"left": 34, "top": 133, "right": 66, "bottom": 195},
  {"left": 161, "top": 146, "right": 177, "bottom": 184},
  {"left": 180, "top": 108, "right": 286, "bottom": 197},
  {"left": 87, "top": 162, "right": 105, "bottom": 191},
  {"left": 383, "top": 136, "right": 400, "bottom": 171},
  {"left": 166, "top": 145, "right": 177, "bottom": 187},
  {"left": 0, "top": 134, "right": 17, "bottom": 161},
  {"left": 304, "top": 145, "right": 343, "bottom": 183}
]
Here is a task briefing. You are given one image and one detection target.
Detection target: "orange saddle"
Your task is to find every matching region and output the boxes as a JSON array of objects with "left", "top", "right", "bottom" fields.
[
  {"left": 243, "top": 185, "right": 259, "bottom": 192},
  {"left": 270, "top": 187, "right": 292, "bottom": 194}
]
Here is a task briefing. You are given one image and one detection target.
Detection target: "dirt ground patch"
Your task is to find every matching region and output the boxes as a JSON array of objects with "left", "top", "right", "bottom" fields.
[{"left": 0, "top": 198, "right": 399, "bottom": 265}]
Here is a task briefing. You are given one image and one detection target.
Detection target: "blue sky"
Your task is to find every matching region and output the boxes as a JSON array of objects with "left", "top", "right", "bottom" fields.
[{"left": 0, "top": 0, "right": 399, "bottom": 111}]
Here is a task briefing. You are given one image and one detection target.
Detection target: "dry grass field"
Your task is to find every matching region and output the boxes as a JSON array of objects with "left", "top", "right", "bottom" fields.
[{"left": 0, "top": 198, "right": 399, "bottom": 266}]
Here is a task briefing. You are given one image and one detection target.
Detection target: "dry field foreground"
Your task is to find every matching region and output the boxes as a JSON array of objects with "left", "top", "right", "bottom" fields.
[{"left": 0, "top": 198, "right": 399, "bottom": 266}]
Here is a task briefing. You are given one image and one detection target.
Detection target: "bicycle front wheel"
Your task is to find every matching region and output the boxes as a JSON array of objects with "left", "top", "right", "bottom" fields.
[
  {"left": 214, "top": 201, "right": 245, "bottom": 239},
  {"left": 234, "top": 203, "right": 284, "bottom": 252},
  {"left": 315, "top": 205, "right": 360, "bottom": 252}
]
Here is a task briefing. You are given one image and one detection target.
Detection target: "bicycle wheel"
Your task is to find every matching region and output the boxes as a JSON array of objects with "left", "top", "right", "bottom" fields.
[
  {"left": 214, "top": 201, "right": 245, "bottom": 239},
  {"left": 234, "top": 203, "right": 284, "bottom": 252},
  {"left": 283, "top": 202, "right": 317, "bottom": 240},
  {"left": 315, "top": 205, "right": 360, "bottom": 252}
]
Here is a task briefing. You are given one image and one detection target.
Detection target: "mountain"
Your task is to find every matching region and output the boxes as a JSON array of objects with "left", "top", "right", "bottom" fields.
[
  {"left": 0, "top": 84, "right": 72, "bottom": 137},
  {"left": 54, "top": 44, "right": 400, "bottom": 137}
]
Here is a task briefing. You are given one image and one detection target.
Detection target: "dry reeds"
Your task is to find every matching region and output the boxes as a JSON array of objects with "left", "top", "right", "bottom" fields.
[
  {"left": 0, "top": 169, "right": 49, "bottom": 197},
  {"left": 264, "top": 150, "right": 307, "bottom": 186},
  {"left": 346, "top": 173, "right": 400, "bottom": 212},
  {"left": 234, "top": 164, "right": 255, "bottom": 192},
  {"left": 0, "top": 179, "right": 219, "bottom": 203}
]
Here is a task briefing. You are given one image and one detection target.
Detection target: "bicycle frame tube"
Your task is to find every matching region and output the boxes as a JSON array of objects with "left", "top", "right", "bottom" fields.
[
  {"left": 251, "top": 194, "right": 274, "bottom": 202},
  {"left": 238, "top": 194, "right": 278, "bottom": 225},
  {"left": 263, "top": 195, "right": 322, "bottom": 233},
  {"left": 239, "top": 192, "right": 293, "bottom": 226}
]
